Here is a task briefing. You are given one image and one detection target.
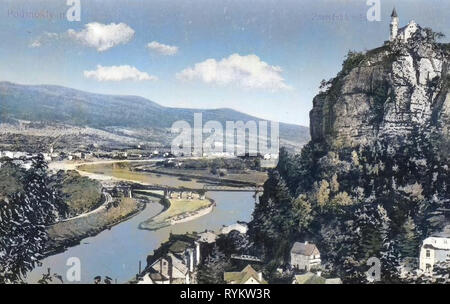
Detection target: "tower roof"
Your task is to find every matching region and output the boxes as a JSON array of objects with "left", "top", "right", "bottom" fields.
[{"left": 391, "top": 7, "right": 398, "bottom": 17}]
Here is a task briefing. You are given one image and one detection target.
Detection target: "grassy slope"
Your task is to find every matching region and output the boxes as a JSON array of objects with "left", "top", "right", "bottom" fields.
[{"left": 52, "top": 170, "right": 103, "bottom": 217}]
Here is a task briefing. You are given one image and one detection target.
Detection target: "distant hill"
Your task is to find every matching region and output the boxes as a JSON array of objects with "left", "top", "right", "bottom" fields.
[{"left": 0, "top": 82, "right": 309, "bottom": 150}]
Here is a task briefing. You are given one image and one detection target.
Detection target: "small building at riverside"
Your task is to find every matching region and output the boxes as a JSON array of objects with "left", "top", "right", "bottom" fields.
[{"left": 290, "top": 241, "right": 321, "bottom": 271}]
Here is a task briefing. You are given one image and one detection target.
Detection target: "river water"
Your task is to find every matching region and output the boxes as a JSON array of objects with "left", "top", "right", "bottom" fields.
[{"left": 26, "top": 191, "right": 256, "bottom": 284}]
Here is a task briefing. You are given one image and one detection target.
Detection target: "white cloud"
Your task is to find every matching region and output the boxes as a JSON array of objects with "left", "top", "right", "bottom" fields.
[
  {"left": 147, "top": 41, "right": 178, "bottom": 55},
  {"left": 176, "top": 53, "right": 291, "bottom": 91},
  {"left": 84, "top": 65, "right": 157, "bottom": 82},
  {"left": 29, "top": 32, "right": 59, "bottom": 48},
  {"left": 68, "top": 22, "right": 135, "bottom": 52},
  {"left": 29, "top": 40, "right": 41, "bottom": 48}
]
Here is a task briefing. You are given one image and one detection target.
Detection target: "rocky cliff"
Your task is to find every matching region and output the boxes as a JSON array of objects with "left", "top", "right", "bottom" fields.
[{"left": 310, "top": 25, "right": 450, "bottom": 153}]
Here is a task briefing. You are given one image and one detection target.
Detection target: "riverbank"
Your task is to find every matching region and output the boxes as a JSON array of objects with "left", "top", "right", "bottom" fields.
[
  {"left": 44, "top": 197, "right": 146, "bottom": 256},
  {"left": 50, "top": 159, "right": 268, "bottom": 190},
  {"left": 76, "top": 161, "right": 207, "bottom": 189},
  {"left": 138, "top": 197, "right": 214, "bottom": 231},
  {"left": 134, "top": 166, "right": 267, "bottom": 187}
]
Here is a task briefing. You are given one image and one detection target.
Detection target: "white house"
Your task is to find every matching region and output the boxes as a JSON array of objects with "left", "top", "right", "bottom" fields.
[
  {"left": 419, "top": 236, "right": 450, "bottom": 274},
  {"left": 290, "top": 241, "right": 321, "bottom": 271}
]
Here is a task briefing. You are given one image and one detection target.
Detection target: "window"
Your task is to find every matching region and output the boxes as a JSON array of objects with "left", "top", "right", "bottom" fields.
[{"left": 426, "top": 250, "right": 431, "bottom": 258}]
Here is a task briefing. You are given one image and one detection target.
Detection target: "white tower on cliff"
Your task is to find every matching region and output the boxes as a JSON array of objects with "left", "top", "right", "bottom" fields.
[{"left": 390, "top": 7, "right": 399, "bottom": 41}]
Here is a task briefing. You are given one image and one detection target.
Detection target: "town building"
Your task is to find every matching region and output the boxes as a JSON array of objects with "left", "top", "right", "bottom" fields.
[
  {"left": 419, "top": 236, "right": 450, "bottom": 274},
  {"left": 290, "top": 241, "right": 321, "bottom": 271},
  {"left": 141, "top": 235, "right": 201, "bottom": 284},
  {"left": 224, "top": 265, "right": 267, "bottom": 284},
  {"left": 146, "top": 253, "right": 192, "bottom": 284}
]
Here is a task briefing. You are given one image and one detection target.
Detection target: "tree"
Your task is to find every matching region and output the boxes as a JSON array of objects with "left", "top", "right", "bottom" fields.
[
  {"left": 0, "top": 192, "right": 49, "bottom": 283},
  {"left": 397, "top": 216, "right": 420, "bottom": 258},
  {"left": 0, "top": 156, "right": 67, "bottom": 283},
  {"left": 315, "top": 180, "right": 330, "bottom": 211},
  {"left": 292, "top": 194, "right": 313, "bottom": 230},
  {"left": 351, "top": 150, "right": 360, "bottom": 166},
  {"left": 330, "top": 174, "right": 340, "bottom": 194},
  {"left": 331, "top": 191, "right": 353, "bottom": 207}
]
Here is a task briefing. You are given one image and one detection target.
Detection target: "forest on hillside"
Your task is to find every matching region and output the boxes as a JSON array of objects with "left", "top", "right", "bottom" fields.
[{"left": 248, "top": 127, "right": 449, "bottom": 283}]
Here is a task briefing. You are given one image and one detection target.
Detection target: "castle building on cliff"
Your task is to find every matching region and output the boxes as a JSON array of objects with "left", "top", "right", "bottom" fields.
[{"left": 389, "top": 7, "right": 419, "bottom": 42}]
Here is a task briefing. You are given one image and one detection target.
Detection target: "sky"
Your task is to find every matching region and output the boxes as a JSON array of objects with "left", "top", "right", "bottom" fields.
[{"left": 0, "top": 0, "right": 449, "bottom": 126}]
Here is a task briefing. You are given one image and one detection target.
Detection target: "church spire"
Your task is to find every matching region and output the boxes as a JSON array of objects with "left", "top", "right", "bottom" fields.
[
  {"left": 390, "top": 7, "right": 399, "bottom": 41},
  {"left": 391, "top": 7, "right": 398, "bottom": 18}
]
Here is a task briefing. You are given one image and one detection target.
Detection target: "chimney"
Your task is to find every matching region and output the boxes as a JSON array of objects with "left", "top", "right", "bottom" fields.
[
  {"left": 317, "top": 271, "right": 322, "bottom": 277},
  {"left": 258, "top": 272, "right": 263, "bottom": 282},
  {"left": 304, "top": 241, "right": 308, "bottom": 245}
]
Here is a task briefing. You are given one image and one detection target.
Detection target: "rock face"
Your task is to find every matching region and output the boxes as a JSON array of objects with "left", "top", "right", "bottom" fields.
[{"left": 310, "top": 26, "right": 450, "bottom": 151}]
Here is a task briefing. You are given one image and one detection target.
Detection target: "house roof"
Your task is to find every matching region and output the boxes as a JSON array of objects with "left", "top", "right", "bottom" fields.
[
  {"left": 168, "top": 253, "right": 189, "bottom": 275},
  {"left": 290, "top": 242, "right": 319, "bottom": 256},
  {"left": 148, "top": 253, "right": 189, "bottom": 277},
  {"left": 224, "top": 265, "right": 267, "bottom": 284},
  {"left": 325, "top": 278, "right": 343, "bottom": 284},
  {"left": 293, "top": 273, "right": 342, "bottom": 284},
  {"left": 294, "top": 273, "right": 326, "bottom": 284},
  {"left": 169, "top": 240, "right": 191, "bottom": 253},
  {"left": 422, "top": 237, "right": 450, "bottom": 251}
]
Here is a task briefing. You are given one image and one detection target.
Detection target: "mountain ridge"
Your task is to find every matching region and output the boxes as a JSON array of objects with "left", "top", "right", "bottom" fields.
[{"left": 0, "top": 81, "right": 310, "bottom": 151}]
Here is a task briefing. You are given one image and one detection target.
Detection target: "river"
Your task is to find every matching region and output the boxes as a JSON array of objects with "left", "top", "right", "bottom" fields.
[{"left": 26, "top": 190, "right": 256, "bottom": 284}]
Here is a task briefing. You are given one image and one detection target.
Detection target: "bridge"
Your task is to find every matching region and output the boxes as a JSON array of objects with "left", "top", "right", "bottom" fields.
[
  {"left": 203, "top": 185, "right": 264, "bottom": 192},
  {"left": 124, "top": 183, "right": 264, "bottom": 193}
]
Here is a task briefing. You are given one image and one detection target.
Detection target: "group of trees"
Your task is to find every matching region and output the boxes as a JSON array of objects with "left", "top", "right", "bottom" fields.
[
  {"left": 0, "top": 155, "right": 68, "bottom": 283},
  {"left": 249, "top": 127, "right": 449, "bottom": 283}
]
